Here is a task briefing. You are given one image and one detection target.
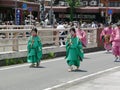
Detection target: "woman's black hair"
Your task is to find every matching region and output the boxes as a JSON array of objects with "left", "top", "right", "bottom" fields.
[
  {"left": 31, "top": 28, "right": 38, "bottom": 33},
  {"left": 70, "top": 27, "right": 76, "bottom": 33}
]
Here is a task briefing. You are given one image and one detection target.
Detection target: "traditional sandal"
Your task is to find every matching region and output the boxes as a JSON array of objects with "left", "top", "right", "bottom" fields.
[
  {"left": 68, "top": 66, "right": 73, "bottom": 72},
  {"left": 36, "top": 62, "right": 40, "bottom": 67},
  {"left": 29, "top": 63, "right": 35, "bottom": 68}
]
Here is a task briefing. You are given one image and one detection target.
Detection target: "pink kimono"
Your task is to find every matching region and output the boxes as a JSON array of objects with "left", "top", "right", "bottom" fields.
[
  {"left": 110, "top": 27, "right": 120, "bottom": 56},
  {"left": 76, "top": 29, "right": 87, "bottom": 47},
  {"left": 100, "top": 27, "right": 113, "bottom": 51}
]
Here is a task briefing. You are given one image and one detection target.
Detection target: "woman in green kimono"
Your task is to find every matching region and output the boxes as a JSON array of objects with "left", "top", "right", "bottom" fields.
[
  {"left": 27, "top": 28, "right": 42, "bottom": 67},
  {"left": 66, "top": 28, "right": 84, "bottom": 72}
]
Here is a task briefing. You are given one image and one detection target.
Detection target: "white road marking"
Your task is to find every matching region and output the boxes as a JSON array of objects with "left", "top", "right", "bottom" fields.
[
  {"left": 0, "top": 51, "right": 106, "bottom": 71},
  {"left": 43, "top": 65, "right": 120, "bottom": 90},
  {"left": 0, "top": 50, "right": 116, "bottom": 90}
]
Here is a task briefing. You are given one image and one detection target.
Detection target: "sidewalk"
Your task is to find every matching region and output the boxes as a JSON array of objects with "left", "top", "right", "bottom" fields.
[{"left": 66, "top": 67, "right": 120, "bottom": 90}]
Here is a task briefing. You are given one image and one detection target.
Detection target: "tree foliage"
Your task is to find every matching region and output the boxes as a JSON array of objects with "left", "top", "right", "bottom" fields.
[
  {"left": 66, "top": 0, "right": 81, "bottom": 7},
  {"left": 65, "top": 0, "right": 81, "bottom": 21}
]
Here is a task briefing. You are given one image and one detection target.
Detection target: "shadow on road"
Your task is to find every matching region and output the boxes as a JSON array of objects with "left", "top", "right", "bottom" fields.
[
  {"left": 72, "top": 69, "right": 87, "bottom": 72},
  {"left": 104, "top": 52, "right": 112, "bottom": 54},
  {"left": 114, "top": 61, "right": 120, "bottom": 62},
  {"left": 84, "top": 57, "right": 91, "bottom": 59},
  {"left": 30, "top": 66, "right": 46, "bottom": 68}
]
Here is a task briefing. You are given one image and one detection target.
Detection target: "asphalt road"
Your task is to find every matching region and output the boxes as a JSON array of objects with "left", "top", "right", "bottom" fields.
[{"left": 0, "top": 51, "right": 120, "bottom": 90}]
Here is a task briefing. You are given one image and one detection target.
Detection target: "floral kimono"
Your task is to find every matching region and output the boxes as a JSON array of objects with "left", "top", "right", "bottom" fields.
[
  {"left": 110, "top": 27, "right": 120, "bottom": 57},
  {"left": 100, "top": 27, "right": 113, "bottom": 51},
  {"left": 76, "top": 29, "right": 87, "bottom": 47}
]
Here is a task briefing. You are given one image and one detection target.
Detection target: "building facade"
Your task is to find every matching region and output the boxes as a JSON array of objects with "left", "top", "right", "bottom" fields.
[
  {"left": 0, "top": 0, "right": 120, "bottom": 24},
  {"left": 45, "top": 0, "right": 120, "bottom": 23},
  {"left": 0, "top": 0, "right": 40, "bottom": 24},
  {"left": 100, "top": 0, "right": 120, "bottom": 7}
]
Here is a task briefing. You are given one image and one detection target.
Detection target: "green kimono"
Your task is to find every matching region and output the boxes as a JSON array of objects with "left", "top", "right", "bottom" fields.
[
  {"left": 27, "top": 36, "right": 42, "bottom": 63},
  {"left": 66, "top": 35, "right": 84, "bottom": 67}
]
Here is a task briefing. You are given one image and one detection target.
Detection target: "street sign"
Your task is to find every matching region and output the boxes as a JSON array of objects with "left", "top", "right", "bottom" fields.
[
  {"left": 108, "top": 9, "right": 113, "bottom": 15},
  {"left": 16, "top": 9, "right": 21, "bottom": 25},
  {"left": 108, "top": 9, "right": 113, "bottom": 23},
  {"left": 28, "top": 7, "right": 32, "bottom": 12},
  {"left": 22, "top": 3, "right": 27, "bottom": 10}
]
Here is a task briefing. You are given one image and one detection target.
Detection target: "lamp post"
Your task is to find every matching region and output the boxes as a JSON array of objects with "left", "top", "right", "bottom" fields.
[
  {"left": 105, "top": 0, "right": 109, "bottom": 24},
  {"left": 39, "top": 0, "right": 45, "bottom": 21},
  {"left": 39, "top": 0, "right": 54, "bottom": 26},
  {"left": 15, "top": 0, "right": 19, "bottom": 25},
  {"left": 15, "top": 0, "right": 17, "bottom": 25},
  {"left": 50, "top": 0, "right": 53, "bottom": 26}
]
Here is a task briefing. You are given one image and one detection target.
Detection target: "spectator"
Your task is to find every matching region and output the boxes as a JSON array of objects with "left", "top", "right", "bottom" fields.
[
  {"left": 81, "top": 22, "right": 87, "bottom": 28},
  {"left": 56, "top": 22, "right": 65, "bottom": 46},
  {"left": 91, "top": 22, "right": 98, "bottom": 28}
]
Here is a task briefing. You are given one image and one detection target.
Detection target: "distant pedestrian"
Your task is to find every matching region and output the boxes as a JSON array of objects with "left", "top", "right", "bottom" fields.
[
  {"left": 110, "top": 23, "right": 120, "bottom": 61},
  {"left": 27, "top": 28, "right": 42, "bottom": 67},
  {"left": 81, "top": 22, "right": 86, "bottom": 28},
  {"left": 66, "top": 28, "right": 84, "bottom": 72},
  {"left": 100, "top": 24, "right": 113, "bottom": 52},
  {"left": 56, "top": 22, "right": 65, "bottom": 46},
  {"left": 91, "top": 22, "right": 98, "bottom": 28},
  {"left": 76, "top": 23, "right": 87, "bottom": 47}
]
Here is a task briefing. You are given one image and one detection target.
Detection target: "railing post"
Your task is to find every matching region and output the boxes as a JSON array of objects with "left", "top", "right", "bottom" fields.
[
  {"left": 97, "top": 28, "right": 104, "bottom": 47},
  {"left": 5, "top": 26, "right": 9, "bottom": 38},
  {"left": 93, "top": 28, "right": 97, "bottom": 44},
  {"left": 54, "top": 30, "right": 59, "bottom": 46},
  {"left": 12, "top": 32, "right": 19, "bottom": 51},
  {"left": 90, "top": 30, "right": 94, "bottom": 43}
]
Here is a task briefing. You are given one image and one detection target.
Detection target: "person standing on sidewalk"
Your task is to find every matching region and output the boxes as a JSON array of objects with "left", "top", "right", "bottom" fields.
[
  {"left": 110, "top": 23, "right": 120, "bottom": 62},
  {"left": 100, "top": 24, "right": 113, "bottom": 52},
  {"left": 66, "top": 28, "right": 84, "bottom": 72},
  {"left": 56, "top": 22, "right": 66, "bottom": 46},
  {"left": 27, "top": 28, "right": 42, "bottom": 67}
]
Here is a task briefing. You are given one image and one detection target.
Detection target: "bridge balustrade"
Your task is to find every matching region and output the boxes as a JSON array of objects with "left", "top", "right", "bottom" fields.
[{"left": 0, "top": 25, "right": 101, "bottom": 53}]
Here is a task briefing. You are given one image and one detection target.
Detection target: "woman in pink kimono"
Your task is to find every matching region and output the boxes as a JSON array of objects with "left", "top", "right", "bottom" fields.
[
  {"left": 110, "top": 23, "right": 120, "bottom": 61},
  {"left": 100, "top": 24, "right": 113, "bottom": 52},
  {"left": 76, "top": 24, "right": 87, "bottom": 47}
]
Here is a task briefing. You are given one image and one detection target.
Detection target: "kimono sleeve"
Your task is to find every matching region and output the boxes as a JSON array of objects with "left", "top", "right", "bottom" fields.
[
  {"left": 37, "top": 36, "right": 42, "bottom": 60},
  {"left": 77, "top": 38, "right": 83, "bottom": 49},
  {"left": 65, "top": 39, "right": 70, "bottom": 59},
  {"left": 38, "top": 36, "right": 42, "bottom": 48},
  {"left": 77, "top": 38, "right": 84, "bottom": 61},
  {"left": 65, "top": 39, "right": 70, "bottom": 50},
  {"left": 27, "top": 37, "right": 32, "bottom": 53},
  {"left": 110, "top": 29, "right": 115, "bottom": 42}
]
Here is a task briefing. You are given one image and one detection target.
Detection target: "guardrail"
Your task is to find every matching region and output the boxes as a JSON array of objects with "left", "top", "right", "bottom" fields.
[{"left": 0, "top": 25, "right": 98, "bottom": 53}]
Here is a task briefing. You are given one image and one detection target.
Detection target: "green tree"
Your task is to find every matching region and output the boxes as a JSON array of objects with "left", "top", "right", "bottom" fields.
[{"left": 66, "top": 0, "right": 81, "bottom": 21}]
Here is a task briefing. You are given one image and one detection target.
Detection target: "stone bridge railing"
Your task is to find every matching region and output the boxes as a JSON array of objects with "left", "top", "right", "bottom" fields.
[{"left": 0, "top": 25, "right": 103, "bottom": 60}]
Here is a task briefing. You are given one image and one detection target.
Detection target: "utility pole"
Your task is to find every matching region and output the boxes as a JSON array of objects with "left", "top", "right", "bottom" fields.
[
  {"left": 15, "top": 0, "right": 17, "bottom": 25},
  {"left": 105, "top": 0, "right": 109, "bottom": 24},
  {"left": 50, "top": 0, "right": 53, "bottom": 26},
  {"left": 40, "top": 0, "right": 45, "bottom": 21}
]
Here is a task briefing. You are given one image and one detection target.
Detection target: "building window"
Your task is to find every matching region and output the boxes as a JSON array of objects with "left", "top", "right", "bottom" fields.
[{"left": 109, "top": 2, "right": 120, "bottom": 7}]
